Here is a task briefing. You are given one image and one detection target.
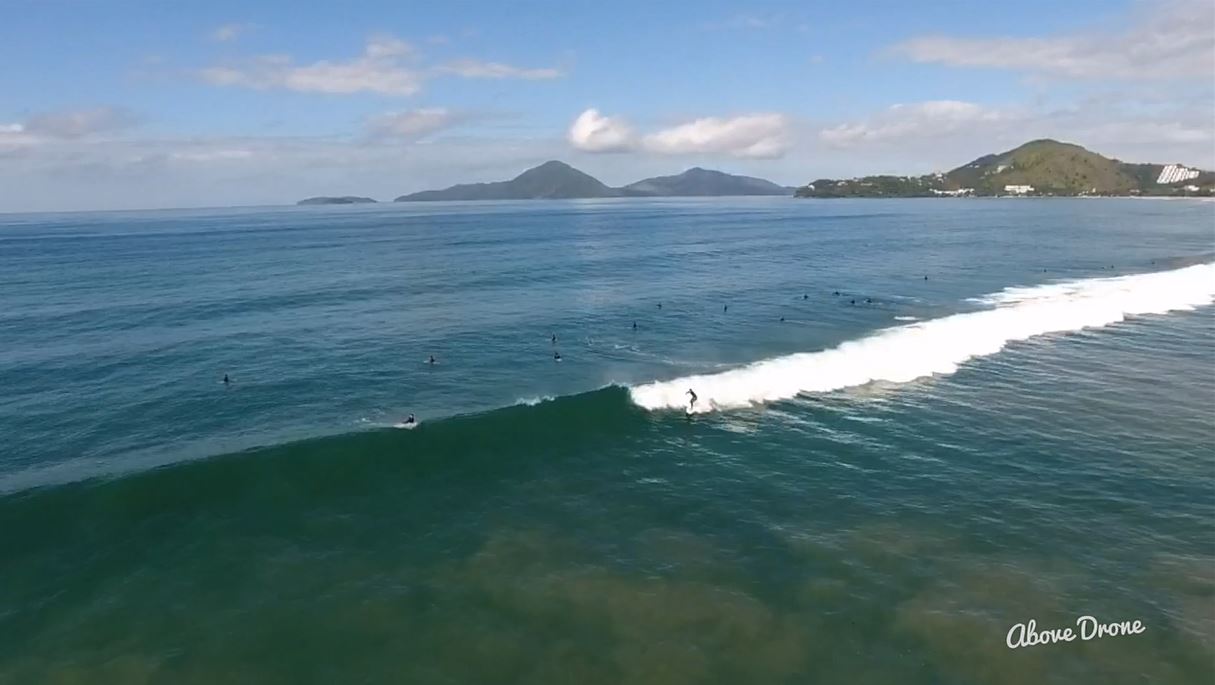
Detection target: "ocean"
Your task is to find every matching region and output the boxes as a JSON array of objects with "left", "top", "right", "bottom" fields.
[{"left": 0, "top": 197, "right": 1212, "bottom": 684}]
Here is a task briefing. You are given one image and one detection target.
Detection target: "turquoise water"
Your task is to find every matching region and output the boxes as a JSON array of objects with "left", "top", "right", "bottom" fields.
[{"left": 1, "top": 198, "right": 1212, "bottom": 683}]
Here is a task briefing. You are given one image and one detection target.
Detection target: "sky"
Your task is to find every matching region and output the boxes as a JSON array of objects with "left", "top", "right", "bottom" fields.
[{"left": 1, "top": 0, "right": 1212, "bottom": 211}]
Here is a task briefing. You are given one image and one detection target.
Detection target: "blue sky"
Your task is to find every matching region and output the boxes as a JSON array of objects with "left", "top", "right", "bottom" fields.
[{"left": 1, "top": 0, "right": 1211, "bottom": 211}]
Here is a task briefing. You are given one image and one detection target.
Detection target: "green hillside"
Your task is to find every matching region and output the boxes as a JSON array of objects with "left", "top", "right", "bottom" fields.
[
  {"left": 796, "top": 139, "right": 1214, "bottom": 198},
  {"left": 944, "top": 139, "right": 1141, "bottom": 194}
]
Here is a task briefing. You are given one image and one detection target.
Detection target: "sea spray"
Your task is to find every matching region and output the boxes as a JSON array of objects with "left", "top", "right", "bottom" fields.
[{"left": 630, "top": 263, "right": 1215, "bottom": 413}]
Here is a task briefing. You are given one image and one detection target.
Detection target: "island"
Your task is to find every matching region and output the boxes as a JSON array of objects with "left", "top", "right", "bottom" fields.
[
  {"left": 392, "top": 162, "right": 793, "bottom": 201},
  {"left": 622, "top": 167, "right": 792, "bottom": 197},
  {"left": 297, "top": 196, "right": 378, "bottom": 205},
  {"left": 795, "top": 140, "right": 1214, "bottom": 198}
]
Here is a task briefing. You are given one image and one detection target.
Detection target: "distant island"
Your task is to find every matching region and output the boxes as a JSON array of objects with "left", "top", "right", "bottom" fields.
[
  {"left": 621, "top": 167, "right": 791, "bottom": 197},
  {"left": 392, "top": 162, "right": 793, "bottom": 202},
  {"left": 299, "top": 140, "right": 1214, "bottom": 205},
  {"left": 795, "top": 140, "right": 1214, "bottom": 198},
  {"left": 297, "top": 196, "right": 377, "bottom": 205}
]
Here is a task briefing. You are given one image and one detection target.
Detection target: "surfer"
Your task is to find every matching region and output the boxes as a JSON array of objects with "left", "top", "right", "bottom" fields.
[
  {"left": 833, "top": 291, "right": 840, "bottom": 296},
  {"left": 723, "top": 304, "right": 728, "bottom": 312},
  {"left": 428, "top": 355, "right": 437, "bottom": 365},
  {"left": 686, "top": 388, "right": 698, "bottom": 412},
  {"left": 632, "top": 321, "right": 638, "bottom": 331},
  {"left": 404, "top": 413, "right": 416, "bottom": 426},
  {"left": 657, "top": 302, "right": 662, "bottom": 309},
  {"left": 223, "top": 373, "right": 230, "bottom": 386},
  {"left": 780, "top": 316, "right": 786, "bottom": 322},
  {"left": 554, "top": 351, "right": 562, "bottom": 362},
  {"left": 551, "top": 333, "right": 557, "bottom": 344},
  {"left": 803, "top": 293, "right": 808, "bottom": 300},
  {"left": 866, "top": 297, "right": 873, "bottom": 304}
]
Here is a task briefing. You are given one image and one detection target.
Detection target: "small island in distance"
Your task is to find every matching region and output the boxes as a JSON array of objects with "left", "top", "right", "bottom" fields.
[
  {"left": 297, "top": 139, "right": 1213, "bottom": 204},
  {"left": 297, "top": 196, "right": 377, "bottom": 205}
]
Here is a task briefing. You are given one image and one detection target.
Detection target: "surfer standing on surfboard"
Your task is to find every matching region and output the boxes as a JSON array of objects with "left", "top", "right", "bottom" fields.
[{"left": 686, "top": 388, "right": 697, "bottom": 413}]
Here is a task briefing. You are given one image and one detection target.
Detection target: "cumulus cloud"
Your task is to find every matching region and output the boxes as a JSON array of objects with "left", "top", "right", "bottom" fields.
[
  {"left": 643, "top": 113, "right": 791, "bottom": 158},
  {"left": 0, "top": 107, "right": 138, "bottom": 148},
  {"left": 437, "top": 59, "right": 563, "bottom": 80},
  {"left": 820, "top": 100, "right": 1014, "bottom": 147},
  {"left": 567, "top": 108, "right": 635, "bottom": 152},
  {"left": 811, "top": 96, "right": 1214, "bottom": 177},
  {"left": 210, "top": 23, "right": 254, "bottom": 42},
  {"left": 199, "top": 36, "right": 423, "bottom": 96},
  {"left": 199, "top": 37, "right": 564, "bottom": 95},
  {"left": 565, "top": 110, "right": 792, "bottom": 158},
  {"left": 169, "top": 149, "right": 255, "bottom": 162},
  {"left": 0, "top": 123, "right": 36, "bottom": 149},
  {"left": 367, "top": 108, "right": 460, "bottom": 138},
  {"left": 892, "top": 0, "right": 1214, "bottom": 80}
]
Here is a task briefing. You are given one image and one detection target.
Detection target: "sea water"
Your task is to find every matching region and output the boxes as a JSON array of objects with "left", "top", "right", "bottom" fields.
[{"left": 1, "top": 197, "right": 1211, "bottom": 683}]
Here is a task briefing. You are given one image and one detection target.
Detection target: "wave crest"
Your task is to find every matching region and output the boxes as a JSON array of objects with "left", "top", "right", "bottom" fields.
[{"left": 629, "top": 264, "right": 1215, "bottom": 413}]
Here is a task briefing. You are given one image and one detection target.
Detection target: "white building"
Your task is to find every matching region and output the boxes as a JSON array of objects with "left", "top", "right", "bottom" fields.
[
  {"left": 1157, "top": 164, "right": 1200, "bottom": 184},
  {"left": 1003, "top": 184, "right": 1034, "bottom": 195},
  {"left": 931, "top": 188, "right": 973, "bottom": 196}
]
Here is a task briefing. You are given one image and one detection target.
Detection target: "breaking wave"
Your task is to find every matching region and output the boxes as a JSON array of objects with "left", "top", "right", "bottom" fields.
[{"left": 629, "top": 264, "right": 1215, "bottom": 413}]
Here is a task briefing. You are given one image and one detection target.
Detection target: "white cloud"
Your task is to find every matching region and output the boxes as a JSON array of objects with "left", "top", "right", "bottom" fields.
[
  {"left": 820, "top": 100, "right": 1014, "bottom": 147},
  {"left": 0, "top": 122, "right": 36, "bottom": 149},
  {"left": 567, "top": 108, "right": 635, "bottom": 152},
  {"left": 199, "top": 36, "right": 423, "bottom": 96},
  {"left": 199, "top": 37, "right": 562, "bottom": 95},
  {"left": 892, "top": 0, "right": 1214, "bottom": 80},
  {"left": 210, "top": 23, "right": 253, "bottom": 42},
  {"left": 643, "top": 113, "right": 791, "bottom": 158},
  {"left": 437, "top": 59, "right": 563, "bottom": 80},
  {"left": 0, "top": 107, "right": 138, "bottom": 145},
  {"left": 367, "top": 108, "right": 459, "bottom": 138},
  {"left": 701, "top": 13, "right": 783, "bottom": 31},
  {"left": 808, "top": 95, "right": 1214, "bottom": 180},
  {"left": 170, "top": 149, "right": 255, "bottom": 162},
  {"left": 363, "top": 35, "right": 414, "bottom": 59}
]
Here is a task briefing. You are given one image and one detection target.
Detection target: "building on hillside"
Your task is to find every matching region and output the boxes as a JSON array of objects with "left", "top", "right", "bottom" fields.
[
  {"left": 931, "top": 188, "right": 973, "bottom": 196},
  {"left": 1003, "top": 184, "right": 1034, "bottom": 195},
  {"left": 1157, "top": 164, "right": 1199, "bottom": 184}
]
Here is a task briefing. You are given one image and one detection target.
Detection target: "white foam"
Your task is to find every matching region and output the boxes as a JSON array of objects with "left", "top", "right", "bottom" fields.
[
  {"left": 629, "top": 264, "right": 1215, "bottom": 413},
  {"left": 515, "top": 395, "right": 556, "bottom": 406}
]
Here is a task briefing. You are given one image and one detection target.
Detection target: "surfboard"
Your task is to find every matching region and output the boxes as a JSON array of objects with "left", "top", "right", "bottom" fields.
[{"left": 393, "top": 421, "right": 420, "bottom": 430}]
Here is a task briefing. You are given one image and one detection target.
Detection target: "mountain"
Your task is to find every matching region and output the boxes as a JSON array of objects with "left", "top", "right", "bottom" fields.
[
  {"left": 945, "top": 139, "right": 1141, "bottom": 194},
  {"left": 297, "top": 196, "right": 377, "bottom": 205},
  {"left": 395, "top": 161, "right": 620, "bottom": 201},
  {"left": 623, "top": 167, "right": 792, "bottom": 196},
  {"left": 795, "top": 139, "right": 1214, "bottom": 198},
  {"left": 394, "top": 161, "right": 794, "bottom": 201}
]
